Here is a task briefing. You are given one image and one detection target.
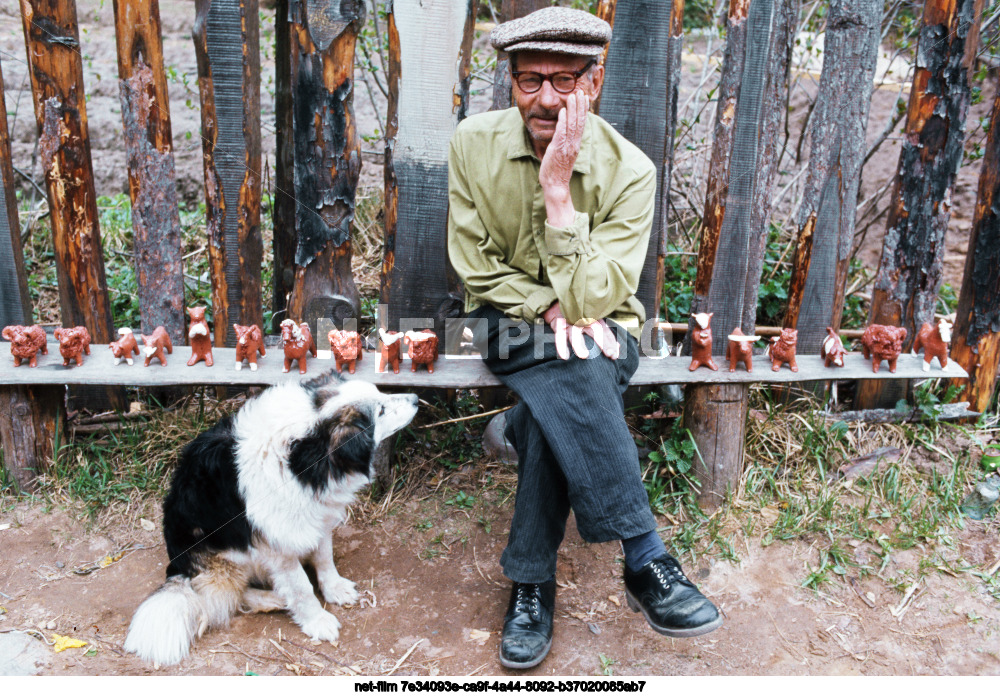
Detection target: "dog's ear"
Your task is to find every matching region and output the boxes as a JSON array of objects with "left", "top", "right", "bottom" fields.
[{"left": 327, "top": 407, "right": 374, "bottom": 477}]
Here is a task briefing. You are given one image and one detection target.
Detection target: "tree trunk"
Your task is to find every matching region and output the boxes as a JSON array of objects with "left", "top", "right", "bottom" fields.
[
  {"left": 856, "top": 0, "right": 984, "bottom": 409},
  {"left": 490, "top": 0, "right": 549, "bottom": 111},
  {"left": 272, "top": 0, "right": 295, "bottom": 332},
  {"left": 0, "top": 57, "right": 32, "bottom": 329},
  {"left": 0, "top": 385, "right": 64, "bottom": 492}
]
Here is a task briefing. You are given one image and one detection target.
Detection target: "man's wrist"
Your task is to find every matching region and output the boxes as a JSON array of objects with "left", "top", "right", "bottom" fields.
[{"left": 543, "top": 186, "right": 575, "bottom": 228}]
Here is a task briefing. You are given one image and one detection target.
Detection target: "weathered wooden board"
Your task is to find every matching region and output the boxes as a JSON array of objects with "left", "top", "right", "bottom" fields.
[
  {"left": 0, "top": 57, "right": 32, "bottom": 328},
  {"left": 271, "top": 0, "right": 295, "bottom": 332}
]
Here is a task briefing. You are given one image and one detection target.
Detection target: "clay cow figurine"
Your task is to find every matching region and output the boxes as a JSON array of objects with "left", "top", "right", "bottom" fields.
[
  {"left": 912, "top": 318, "right": 952, "bottom": 372},
  {"left": 820, "top": 327, "right": 847, "bottom": 368},
  {"left": 234, "top": 323, "right": 265, "bottom": 371},
  {"left": 328, "top": 327, "right": 364, "bottom": 374},
  {"left": 404, "top": 330, "right": 439, "bottom": 373},
  {"left": 767, "top": 328, "right": 799, "bottom": 372},
  {"left": 861, "top": 324, "right": 907, "bottom": 374},
  {"left": 688, "top": 312, "right": 717, "bottom": 371},
  {"left": 2, "top": 324, "right": 48, "bottom": 367},
  {"left": 280, "top": 319, "right": 316, "bottom": 374},
  {"left": 187, "top": 306, "right": 214, "bottom": 367},
  {"left": 141, "top": 326, "right": 173, "bottom": 367},
  {"left": 54, "top": 326, "right": 91, "bottom": 367},
  {"left": 378, "top": 329, "right": 404, "bottom": 374},
  {"left": 725, "top": 328, "right": 759, "bottom": 372},
  {"left": 109, "top": 328, "right": 140, "bottom": 366}
]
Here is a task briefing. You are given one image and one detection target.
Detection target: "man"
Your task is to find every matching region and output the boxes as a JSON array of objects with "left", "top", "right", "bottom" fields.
[{"left": 447, "top": 7, "right": 721, "bottom": 670}]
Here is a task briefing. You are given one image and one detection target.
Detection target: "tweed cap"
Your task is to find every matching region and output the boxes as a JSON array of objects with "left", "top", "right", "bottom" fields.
[{"left": 490, "top": 7, "right": 611, "bottom": 58}]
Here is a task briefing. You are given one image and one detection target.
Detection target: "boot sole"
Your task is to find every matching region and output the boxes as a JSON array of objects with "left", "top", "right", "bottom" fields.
[
  {"left": 625, "top": 590, "right": 723, "bottom": 638},
  {"left": 499, "top": 637, "right": 553, "bottom": 670}
]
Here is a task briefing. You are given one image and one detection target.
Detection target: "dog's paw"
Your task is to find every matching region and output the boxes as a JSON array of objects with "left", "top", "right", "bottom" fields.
[
  {"left": 321, "top": 577, "right": 359, "bottom": 606},
  {"left": 299, "top": 611, "right": 341, "bottom": 644}
]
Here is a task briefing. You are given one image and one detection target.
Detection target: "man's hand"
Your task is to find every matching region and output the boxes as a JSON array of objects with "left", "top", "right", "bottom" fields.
[
  {"left": 539, "top": 90, "right": 590, "bottom": 229},
  {"left": 543, "top": 302, "right": 620, "bottom": 361}
]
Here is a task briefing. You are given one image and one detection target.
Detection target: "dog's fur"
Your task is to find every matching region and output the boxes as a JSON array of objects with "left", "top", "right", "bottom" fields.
[{"left": 123, "top": 370, "right": 419, "bottom": 665}]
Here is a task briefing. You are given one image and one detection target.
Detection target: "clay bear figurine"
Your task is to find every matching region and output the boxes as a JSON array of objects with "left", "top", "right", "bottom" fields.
[
  {"left": 912, "top": 318, "right": 952, "bottom": 372},
  {"left": 140, "top": 326, "right": 173, "bottom": 366},
  {"left": 378, "top": 329, "right": 404, "bottom": 374},
  {"left": 820, "top": 327, "right": 847, "bottom": 368},
  {"left": 54, "top": 326, "right": 92, "bottom": 367},
  {"left": 404, "top": 330, "right": 439, "bottom": 373},
  {"left": 768, "top": 328, "right": 798, "bottom": 372},
  {"left": 234, "top": 323, "right": 265, "bottom": 371},
  {"left": 280, "top": 319, "right": 316, "bottom": 374},
  {"left": 726, "top": 328, "right": 759, "bottom": 372},
  {"left": 328, "top": 327, "right": 364, "bottom": 374},
  {"left": 187, "top": 306, "right": 214, "bottom": 367},
  {"left": 110, "top": 328, "right": 140, "bottom": 366},
  {"left": 688, "top": 312, "right": 717, "bottom": 371},
  {"left": 861, "top": 324, "right": 907, "bottom": 374},
  {"left": 2, "top": 324, "right": 48, "bottom": 367}
]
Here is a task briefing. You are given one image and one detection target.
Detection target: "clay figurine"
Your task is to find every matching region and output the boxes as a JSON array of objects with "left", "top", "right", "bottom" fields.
[
  {"left": 141, "top": 326, "right": 173, "bottom": 366},
  {"left": 280, "top": 319, "right": 316, "bottom": 374},
  {"left": 725, "top": 328, "right": 759, "bottom": 372},
  {"left": 2, "top": 324, "right": 48, "bottom": 367},
  {"left": 688, "top": 312, "right": 717, "bottom": 371},
  {"left": 820, "top": 327, "right": 847, "bottom": 368},
  {"left": 54, "top": 326, "right": 91, "bottom": 367},
  {"left": 110, "top": 327, "right": 140, "bottom": 366},
  {"left": 328, "top": 327, "right": 364, "bottom": 374},
  {"left": 861, "top": 324, "right": 907, "bottom": 374},
  {"left": 378, "top": 329, "right": 404, "bottom": 374},
  {"left": 187, "top": 306, "right": 214, "bottom": 367},
  {"left": 912, "top": 318, "right": 952, "bottom": 372},
  {"left": 404, "top": 330, "right": 439, "bottom": 373},
  {"left": 767, "top": 328, "right": 799, "bottom": 372},
  {"left": 234, "top": 323, "right": 265, "bottom": 371}
]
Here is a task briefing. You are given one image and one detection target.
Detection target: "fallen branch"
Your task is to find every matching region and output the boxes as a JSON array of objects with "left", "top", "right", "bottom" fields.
[
  {"left": 385, "top": 638, "right": 424, "bottom": 676},
  {"left": 838, "top": 447, "right": 904, "bottom": 480},
  {"left": 823, "top": 402, "right": 979, "bottom": 424}
]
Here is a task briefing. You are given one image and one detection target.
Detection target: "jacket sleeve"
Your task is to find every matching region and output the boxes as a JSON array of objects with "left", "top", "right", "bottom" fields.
[
  {"left": 544, "top": 162, "right": 655, "bottom": 325},
  {"left": 447, "top": 132, "right": 557, "bottom": 322}
]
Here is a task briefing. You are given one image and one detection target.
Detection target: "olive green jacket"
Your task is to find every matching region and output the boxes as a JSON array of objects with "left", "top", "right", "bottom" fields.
[{"left": 447, "top": 107, "right": 656, "bottom": 337}]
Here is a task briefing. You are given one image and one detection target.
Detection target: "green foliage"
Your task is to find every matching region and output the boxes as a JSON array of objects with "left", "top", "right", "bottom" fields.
[{"left": 661, "top": 245, "right": 697, "bottom": 324}]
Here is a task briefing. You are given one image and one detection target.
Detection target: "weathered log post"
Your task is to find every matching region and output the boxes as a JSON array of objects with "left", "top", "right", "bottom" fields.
[
  {"left": 380, "top": 0, "right": 476, "bottom": 337},
  {"left": 856, "top": 0, "right": 984, "bottom": 409},
  {"left": 948, "top": 86, "right": 1000, "bottom": 413},
  {"left": 490, "top": 0, "right": 549, "bottom": 111},
  {"left": 683, "top": 0, "right": 798, "bottom": 510},
  {"left": 112, "top": 0, "right": 186, "bottom": 344},
  {"left": 193, "top": 0, "right": 264, "bottom": 347},
  {"left": 272, "top": 0, "right": 295, "bottom": 332}
]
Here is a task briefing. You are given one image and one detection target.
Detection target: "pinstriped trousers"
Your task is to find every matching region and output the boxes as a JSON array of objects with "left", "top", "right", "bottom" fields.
[{"left": 470, "top": 305, "right": 657, "bottom": 584}]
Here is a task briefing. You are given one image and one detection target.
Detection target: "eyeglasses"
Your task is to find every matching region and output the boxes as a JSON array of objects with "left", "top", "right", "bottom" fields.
[{"left": 511, "top": 59, "right": 597, "bottom": 95}]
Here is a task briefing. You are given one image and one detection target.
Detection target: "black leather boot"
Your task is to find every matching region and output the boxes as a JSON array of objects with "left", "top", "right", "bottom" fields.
[
  {"left": 499, "top": 579, "right": 555, "bottom": 669},
  {"left": 624, "top": 555, "right": 722, "bottom": 637}
]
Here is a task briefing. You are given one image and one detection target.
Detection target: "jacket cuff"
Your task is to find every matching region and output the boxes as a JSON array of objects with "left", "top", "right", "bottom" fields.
[
  {"left": 544, "top": 211, "right": 591, "bottom": 256},
  {"left": 522, "top": 287, "right": 558, "bottom": 322}
]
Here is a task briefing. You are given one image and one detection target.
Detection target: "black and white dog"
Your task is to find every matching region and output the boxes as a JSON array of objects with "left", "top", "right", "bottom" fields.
[{"left": 124, "top": 370, "right": 419, "bottom": 665}]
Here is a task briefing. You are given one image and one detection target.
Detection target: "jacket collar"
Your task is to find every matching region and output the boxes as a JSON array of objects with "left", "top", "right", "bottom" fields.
[{"left": 505, "top": 108, "right": 593, "bottom": 175}]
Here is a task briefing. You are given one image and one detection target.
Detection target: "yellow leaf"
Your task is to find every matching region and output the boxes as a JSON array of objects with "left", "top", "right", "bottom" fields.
[
  {"left": 467, "top": 629, "right": 491, "bottom": 645},
  {"left": 98, "top": 556, "right": 113, "bottom": 569},
  {"left": 52, "top": 634, "right": 88, "bottom": 652}
]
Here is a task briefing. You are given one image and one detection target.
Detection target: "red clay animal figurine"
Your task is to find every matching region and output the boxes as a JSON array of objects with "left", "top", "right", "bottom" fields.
[
  {"left": 234, "top": 323, "right": 265, "bottom": 371},
  {"left": 861, "top": 324, "right": 907, "bottom": 374},
  {"left": 328, "top": 327, "right": 364, "bottom": 374},
  {"left": 767, "top": 328, "right": 799, "bottom": 372},
  {"left": 688, "top": 312, "right": 717, "bottom": 371},
  {"left": 2, "top": 324, "right": 48, "bottom": 367},
  {"left": 280, "top": 319, "right": 316, "bottom": 374},
  {"left": 404, "top": 330, "right": 438, "bottom": 373},
  {"left": 141, "top": 326, "right": 173, "bottom": 366},
  {"left": 110, "top": 328, "right": 140, "bottom": 366},
  {"left": 912, "top": 318, "right": 952, "bottom": 372},
  {"left": 820, "top": 327, "right": 847, "bottom": 368},
  {"left": 54, "top": 326, "right": 91, "bottom": 367},
  {"left": 378, "top": 329, "right": 404, "bottom": 374},
  {"left": 725, "top": 328, "right": 758, "bottom": 372},
  {"left": 186, "top": 306, "right": 213, "bottom": 367}
]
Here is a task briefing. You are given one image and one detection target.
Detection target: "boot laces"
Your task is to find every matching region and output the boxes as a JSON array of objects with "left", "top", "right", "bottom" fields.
[
  {"left": 514, "top": 584, "right": 542, "bottom": 620},
  {"left": 649, "top": 557, "right": 687, "bottom": 589}
]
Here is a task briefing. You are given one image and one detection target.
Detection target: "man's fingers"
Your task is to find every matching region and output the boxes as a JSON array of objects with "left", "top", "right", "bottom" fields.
[
  {"left": 570, "top": 325, "right": 589, "bottom": 359},
  {"left": 554, "top": 318, "right": 570, "bottom": 360},
  {"left": 583, "top": 321, "right": 620, "bottom": 361}
]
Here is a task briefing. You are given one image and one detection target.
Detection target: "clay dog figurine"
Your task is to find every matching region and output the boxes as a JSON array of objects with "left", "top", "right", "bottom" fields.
[
  {"left": 141, "top": 326, "right": 173, "bottom": 366},
  {"left": 110, "top": 328, "right": 140, "bottom": 366},
  {"left": 2, "top": 324, "right": 48, "bottom": 367},
  {"left": 328, "top": 327, "right": 364, "bottom": 374},
  {"left": 280, "top": 319, "right": 316, "bottom": 374},
  {"left": 688, "top": 312, "right": 717, "bottom": 371},
  {"left": 767, "top": 328, "right": 799, "bottom": 372},
  {"left": 725, "top": 327, "right": 759, "bottom": 372},
  {"left": 820, "top": 327, "right": 847, "bottom": 368},
  {"left": 186, "top": 306, "right": 214, "bottom": 367},
  {"left": 234, "top": 323, "right": 265, "bottom": 371},
  {"left": 54, "top": 326, "right": 91, "bottom": 367},
  {"left": 861, "top": 324, "right": 907, "bottom": 374},
  {"left": 378, "top": 329, "right": 404, "bottom": 374},
  {"left": 404, "top": 330, "right": 439, "bottom": 373},
  {"left": 912, "top": 318, "right": 952, "bottom": 371}
]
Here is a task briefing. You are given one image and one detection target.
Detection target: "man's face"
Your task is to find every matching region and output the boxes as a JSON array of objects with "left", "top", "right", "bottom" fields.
[{"left": 511, "top": 51, "right": 604, "bottom": 155}]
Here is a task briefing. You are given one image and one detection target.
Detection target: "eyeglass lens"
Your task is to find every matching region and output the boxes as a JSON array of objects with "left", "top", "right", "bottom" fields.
[{"left": 516, "top": 72, "right": 581, "bottom": 94}]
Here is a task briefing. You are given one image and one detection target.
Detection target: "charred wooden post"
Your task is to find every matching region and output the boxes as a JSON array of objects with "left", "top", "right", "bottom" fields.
[
  {"left": 19, "top": 0, "right": 114, "bottom": 342},
  {"left": 284, "top": 0, "right": 365, "bottom": 334},
  {"left": 682, "top": 0, "right": 798, "bottom": 510},
  {"left": 856, "top": 0, "right": 984, "bottom": 409},
  {"left": 193, "top": 0, "right": 264, "bottom": 346},
  {"left": 0, "top": 58, "right": 31, "bottom": 329},
  {"left": 948, "top": 86, "right": 1000, "bottom": 413},
  {"left": 490, "top": 0, "right": 549, "bottom": 111},
  {"left": 0, "top": 385, "right": 64, "bottom": 492},
  {"left": 271, "top": 0, "right": 295, "bottom": 332},
  {"left": 381, "top": 0, "right": 476, "bottom": 336},
  {"left": 112, "top": 0, "right": 186, "bottom": 344}
]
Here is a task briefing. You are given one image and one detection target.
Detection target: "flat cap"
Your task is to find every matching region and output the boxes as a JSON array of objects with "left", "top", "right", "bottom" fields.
[{"left": 490, "top": 7, "right": 611, "bottom": 58}]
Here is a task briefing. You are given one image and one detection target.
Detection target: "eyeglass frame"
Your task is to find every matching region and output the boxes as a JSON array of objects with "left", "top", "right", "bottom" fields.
[{"left": 510, "top": 58, "right": 598, "bottom": 95}]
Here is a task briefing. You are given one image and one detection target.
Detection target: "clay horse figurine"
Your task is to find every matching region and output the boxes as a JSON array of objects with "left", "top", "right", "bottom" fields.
[
  {"left": 378, "top": 329, "right": 404, "bottom": 374},
  {"left": 281, "top": 319, "right": 316, "bottom": 374},
  {"left": 767, "top": 328, "right": 799, "bottom": 372},
  {"left": 187, "top": 307, "right": 214, "bottom": 367},
  {"left": 110, "top": 328, "right": 140, "bottom": 366},
  {"left": 820, "top": 327, "right": 847, "bottom": 368},
  {"left": 688, "top": 312, "right": 717, "bottom": 371},
  {"left": 328, "top": 327, "right": 364, "bottom": 374},
  {"left": 141, "top": 326, "right": 173, "bottom": 367},
  {"left": 54, "top": 326, "right": 91, "bottom": 367},
  {"left": 912, "top": 317, "right": 952, "bottom": 372},
  {"left": 404, "top": 330, "right": 439, "bottom": 373},
  {"left": 234, "top": 323, "right": 265, "bottom": 371},
  {"left": 725, "top": 327, "right": 759, "bottom": 372}
]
